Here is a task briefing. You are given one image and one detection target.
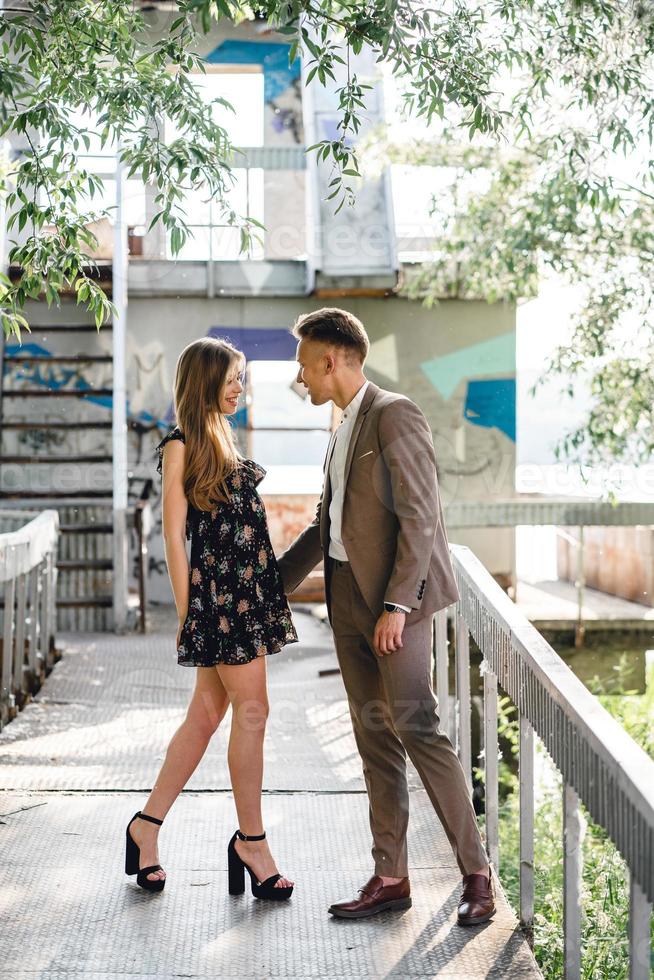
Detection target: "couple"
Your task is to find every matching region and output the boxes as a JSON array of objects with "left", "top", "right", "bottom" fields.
[{"left": 125, "top": 307, "right": 495, "bottom": 926}]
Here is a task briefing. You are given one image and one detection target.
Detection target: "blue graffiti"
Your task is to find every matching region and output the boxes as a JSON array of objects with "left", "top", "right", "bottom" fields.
[
  {"left": 4, "top": 343, "right": 113, "bottom": 410},
  {"left": 5, "top": 344, "right": 178, "bottom": 435},
  {"left": 206, "top": 40, "right": 300, "bottom": 102},
  {"left": 464, "top": 378, "right": 516, "bottom": 442}
]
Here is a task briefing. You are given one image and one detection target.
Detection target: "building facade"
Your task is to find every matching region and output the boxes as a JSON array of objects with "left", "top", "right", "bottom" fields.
[{"left": 0, "top": 12, "right": 516, "bottom": 625}]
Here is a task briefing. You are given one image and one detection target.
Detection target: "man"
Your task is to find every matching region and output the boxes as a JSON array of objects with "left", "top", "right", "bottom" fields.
[{"left": 277, "top": 307, "right": 495, "bottom": 925}]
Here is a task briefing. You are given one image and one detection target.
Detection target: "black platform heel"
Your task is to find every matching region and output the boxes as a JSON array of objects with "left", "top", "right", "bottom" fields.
[
  {"left": 125, "top": 810, "right": 166, "bottom": 892},
  {"left": 227, "top": 829, "right": 293, "bottom": 901}
]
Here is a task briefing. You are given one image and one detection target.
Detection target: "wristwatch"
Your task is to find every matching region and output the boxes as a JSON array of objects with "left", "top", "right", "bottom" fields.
[{"left": 384, "top": 602, "right": 405, "bottom": 614}]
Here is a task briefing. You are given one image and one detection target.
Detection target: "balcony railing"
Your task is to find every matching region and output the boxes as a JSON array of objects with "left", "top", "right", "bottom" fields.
[
  {"left": 0, "top": 509, "right": 59, "bottom": 728},
  {"left": 437, "top": 543, "right": 654, "bottom": 980}
]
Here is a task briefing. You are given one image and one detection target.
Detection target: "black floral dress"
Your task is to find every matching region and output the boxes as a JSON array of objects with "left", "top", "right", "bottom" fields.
[{"left": 155, "top": 425, "right": 298, "bottom": 667}]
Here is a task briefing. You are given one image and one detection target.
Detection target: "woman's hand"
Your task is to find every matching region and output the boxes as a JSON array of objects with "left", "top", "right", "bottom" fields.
[{"left": 176, "top": 619, "right": 185, "bottom": 649}]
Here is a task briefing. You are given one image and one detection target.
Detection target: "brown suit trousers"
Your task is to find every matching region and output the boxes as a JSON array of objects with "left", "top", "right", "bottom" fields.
[{"left": 329, "top": 557, "right": 488, "bottom": 878}]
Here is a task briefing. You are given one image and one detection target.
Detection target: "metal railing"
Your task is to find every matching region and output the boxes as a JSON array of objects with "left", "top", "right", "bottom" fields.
[
  {"left": 0, "top": 508, "right": 59, "bottom": 728},
  {"left": 171, "top": 147, "right": 308, "bottom": 294},
  {"left": 444, "top": 497, "right": 654, "bottom": 645},
  {"left": 444, "top": 497, "right": 654, "bottom": 529},
  {"left": 435, "top": 543, "right": 654, "bottom": 980}
]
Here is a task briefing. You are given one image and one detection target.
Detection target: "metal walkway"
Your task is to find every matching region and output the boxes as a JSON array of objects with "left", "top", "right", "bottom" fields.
[
  {"left": 516, "top": 577, "right": 654, "bottom": 631},
  {"left": 0, "top": 605, "right": 541, "bottom": 979}
]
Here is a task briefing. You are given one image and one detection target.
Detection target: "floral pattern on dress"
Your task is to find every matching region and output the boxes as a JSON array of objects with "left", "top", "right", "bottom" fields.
[{"left": 155, "top": 425, "right": 298, "bottom": 666}]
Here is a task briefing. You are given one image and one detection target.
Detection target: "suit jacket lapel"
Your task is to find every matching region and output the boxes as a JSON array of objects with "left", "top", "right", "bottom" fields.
[
  {"left": 320, "top": 427, "right": 338, "bottom": 551},
  {"left": 320, "top": 382, "right": 379, "bottom": 551},
  {"left": 343, "top": 381, "right": 378, "bottom": 490},
  {"left": 322, "top": 426, "right": 338, "bottom": 500}
]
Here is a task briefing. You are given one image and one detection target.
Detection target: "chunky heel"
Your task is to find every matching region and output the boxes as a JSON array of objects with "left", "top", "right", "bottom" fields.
[
  {"left": 227, "top": 829, "right": 293, "bottom": 901},
  {"left": 125, "top": 810, "right": 166, "bottom": 892},
  {"left": 227, "top": 832, "right": 246, "bottom": 894},
  {"left": 125, "top": 820, "right": 140, "bottom": 875}
]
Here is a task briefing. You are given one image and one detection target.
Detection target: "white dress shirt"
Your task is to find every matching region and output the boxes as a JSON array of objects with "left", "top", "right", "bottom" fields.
[
  {"left": 327, "top": 380, "right": 410, "bottom": 613},
  {"left": 328, "top": 380, "right": 369, "bottom": 561}
]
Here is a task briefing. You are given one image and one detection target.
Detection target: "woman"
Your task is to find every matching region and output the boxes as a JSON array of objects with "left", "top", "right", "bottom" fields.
[{"left": 124, "top": 337, "right": 298, "bottom": 900}]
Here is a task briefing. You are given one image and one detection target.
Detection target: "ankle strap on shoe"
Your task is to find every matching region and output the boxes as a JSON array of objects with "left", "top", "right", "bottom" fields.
[
  {"left": 236, "top": 829, "right": 266, "bottom": 841},
  {"left": 138, "top": 811, "right": 163, "bottom": 826}
]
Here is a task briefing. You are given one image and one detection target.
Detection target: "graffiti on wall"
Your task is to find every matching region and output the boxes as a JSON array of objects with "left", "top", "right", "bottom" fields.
[
  {"left": 4, "top": 342, "right": 112, "bottom": 408},
  {"left": 420, "top": 331, "right": 516, "bottom": 443},
  {"left": 464, "top": 379, "right": 515, "bottom": 442},
  {"left": 3, "top": 337, "right": 171, "bottom": 466}
]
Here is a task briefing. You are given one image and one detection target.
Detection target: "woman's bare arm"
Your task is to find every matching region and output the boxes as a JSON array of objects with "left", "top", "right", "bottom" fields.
[{"left": 160, "top": 439, "right": 190, "bottom": 625}]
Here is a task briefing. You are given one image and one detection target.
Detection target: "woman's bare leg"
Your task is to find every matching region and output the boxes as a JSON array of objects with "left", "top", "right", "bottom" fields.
[
  {"left": 217, "top": 655, "right": 293, "bottom": 889},
  {"left": 129, "top": 666, "right": 230, "bottom": 881}
]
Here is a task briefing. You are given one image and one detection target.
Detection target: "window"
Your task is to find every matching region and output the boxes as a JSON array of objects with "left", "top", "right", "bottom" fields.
[
  {"left": 390, "top": 164, "right": 453, "bottom": 263},
  {"left": 164, "top": 71, "right": 265, "bottom": 261},
  {"left": 390, "top": 161, "right": 493, "bottom": 264},
  {"left": 164, "top": 71, "right": 264, "bottom": 148},
  {"left": 166, "top": 166, "right": 264, "bottom": 261},
  {"left": 38, "top": 106, "right": 146, "bottom": 236},
  {"left": 244, "top": 361, "right": 332, "bottom": 493}
]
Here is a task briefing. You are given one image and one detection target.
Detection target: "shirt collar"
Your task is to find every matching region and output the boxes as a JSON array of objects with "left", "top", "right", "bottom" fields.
[{"left": 342, "top": 380, "right": 370, "bottom": 422}]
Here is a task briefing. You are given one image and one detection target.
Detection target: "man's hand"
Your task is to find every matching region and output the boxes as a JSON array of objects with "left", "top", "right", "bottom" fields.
[{"left": 373, "top": 610, "right": 406, "bottom": 656}]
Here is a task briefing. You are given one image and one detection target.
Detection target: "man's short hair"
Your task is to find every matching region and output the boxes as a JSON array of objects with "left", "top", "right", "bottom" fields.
[{"left": 292, "top": 307, "right": 369, "bottom": 363}]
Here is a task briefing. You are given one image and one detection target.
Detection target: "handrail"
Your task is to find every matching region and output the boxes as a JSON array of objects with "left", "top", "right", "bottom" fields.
[
  {"left": 0, "top": 510, "right": 59, "bottom": 575},
  {"left": 444, "top": 496, "right": 654, "bottom": 647},
  {"left": 444, "top": 497, "right": 654, "bottom": 527},
  {"left": 0, "top": 509, "right": 59, "bottom": 728},
  {"left": 435, "top": 543, "right": 653, "bottom": 980}
]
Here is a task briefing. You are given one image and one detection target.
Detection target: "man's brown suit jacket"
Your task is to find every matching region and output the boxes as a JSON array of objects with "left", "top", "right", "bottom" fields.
[{"left": 276, "top": 381, "right": 460, "bottom": 623}]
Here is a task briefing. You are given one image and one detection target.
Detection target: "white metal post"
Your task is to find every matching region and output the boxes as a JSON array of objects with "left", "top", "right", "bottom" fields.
[
  {"left": 519, "top": 714, "right": 535, "bottom": 934},
  {"left": 483, "top": 668, "right": 499, "bottom": 872},
  {"left": 628, "top": 872, "right": 652, "bottom": 980},
  {"left": 455, "top": 611, "right": 472, "bottom": 793},
  {"left": 299, "top": 19, "right": 322, "bottom": 294},
  {"left": 434, "top": 608, "right": 450, "bottom": 738},
  {"left": 563, "top": 782, "right": 582, "bottom": 979},
  {"left": 13, "top": 567, "right": 27, "bottom": 695},
  {"left": 2, "top": 569, "right": 15, "bottom": 712},
  {"left": 112, "top": 147, "right": 129, "bottom": 632},
  {"left": 27, "top": 564, "right": 39, "bottom": 674}
]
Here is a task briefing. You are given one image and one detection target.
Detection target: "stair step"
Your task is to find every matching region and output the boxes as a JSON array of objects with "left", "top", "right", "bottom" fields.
[
  {"left": 56, "top": 596, "right": 113, "bottom": 608},
  {"left": 60, "top": 523, "right": 113, "bottom": 533},
  {"left": 0, "top": 421, "right": 113, "bottom": 429},
  {"left": 2, "top": 388, "right": 113, "bottom": 397},
  {"left": 4, "top": 354, "right": 113, "bottom": 363},
  {"left": 0, "top": 490, "right": 113, "bottom": 500},
  {"left": 0, "top": 594, "right": 113, "bottom": 609},
  {"left": 57, "top": 558, "right": 113, "bottom": 570},
  {"left": 0, "top": 455, "right": 113, "bottom": 464}
]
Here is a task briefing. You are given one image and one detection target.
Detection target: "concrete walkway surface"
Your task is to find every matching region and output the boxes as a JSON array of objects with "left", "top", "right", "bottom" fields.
[{"left": 0, "top": 605, "right": 541, "bottom": 979}]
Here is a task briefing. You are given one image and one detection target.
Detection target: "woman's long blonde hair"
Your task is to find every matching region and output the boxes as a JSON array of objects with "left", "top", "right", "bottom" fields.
[{"left": 173, "top": 337, "right": 245, "bottom": 511}]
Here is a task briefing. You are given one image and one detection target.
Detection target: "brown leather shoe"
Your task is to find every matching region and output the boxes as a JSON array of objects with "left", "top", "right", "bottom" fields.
[
  {"left": 328, "top": 875, "right": 412, "bottom": 919},
  {"left": 457, "top": 866, "right": 495, "bottom": 926}
]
